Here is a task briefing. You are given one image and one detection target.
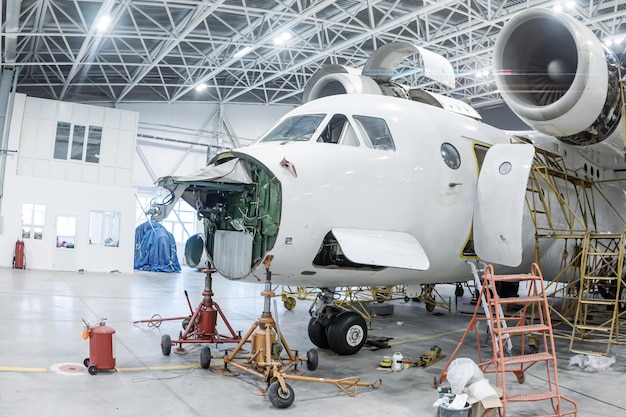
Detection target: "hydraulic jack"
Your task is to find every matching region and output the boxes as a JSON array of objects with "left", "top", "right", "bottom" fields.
[{"left": 208, "top": 255, "right": 382, "bottom": 408}]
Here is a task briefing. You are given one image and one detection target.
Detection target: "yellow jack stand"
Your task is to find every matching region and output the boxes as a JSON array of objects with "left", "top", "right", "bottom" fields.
[{"left": 209, "top": 255, "right": 382, "bottom": 408}]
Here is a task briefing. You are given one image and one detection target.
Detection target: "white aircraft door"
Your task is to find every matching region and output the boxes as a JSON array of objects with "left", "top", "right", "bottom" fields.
[{"left": 473, "top": 143, "right": 534, "bottom": 267}]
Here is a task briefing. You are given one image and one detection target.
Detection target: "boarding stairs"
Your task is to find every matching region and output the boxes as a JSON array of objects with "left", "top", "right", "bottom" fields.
[
  {"left": 569, "top": 232, "right": 626, "bottom": 356},
  {"left": 440, "top": 263, "right": 577, "bottom": 417}
]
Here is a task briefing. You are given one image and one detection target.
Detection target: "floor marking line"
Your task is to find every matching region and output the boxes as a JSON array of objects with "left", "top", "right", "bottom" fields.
[{"left": 0, "top": 366, "right": 47, "bottom": 372}]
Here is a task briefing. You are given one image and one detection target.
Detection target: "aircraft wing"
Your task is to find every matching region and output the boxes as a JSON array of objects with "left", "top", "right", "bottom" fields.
[{"left": 332, "top": 228, "right": 429, "bottom": 270}]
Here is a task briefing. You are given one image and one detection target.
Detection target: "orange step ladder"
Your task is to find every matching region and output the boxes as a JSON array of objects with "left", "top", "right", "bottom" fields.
[{"left": 439, "top": 263, "right": 577, "bottom": 417}]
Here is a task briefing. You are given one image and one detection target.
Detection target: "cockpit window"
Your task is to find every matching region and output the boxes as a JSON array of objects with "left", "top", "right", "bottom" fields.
[
  {"left": 352, "top": 115, "right": 396, "bottom": 151},
  {"left": 260, "top": 114, "right": 325, "bottom": 143},
  {"left": 317, "top": 114, "right": 359, "bottom": 147}
]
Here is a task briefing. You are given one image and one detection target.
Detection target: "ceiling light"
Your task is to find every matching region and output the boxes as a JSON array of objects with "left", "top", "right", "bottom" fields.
[
  {"left": 96, "top": 15, "right": 112, "bottom": 32},
  {"left": 552, "top": 4, "right": 564, "bottom": 13},
  {"left": 566, "top": 1, "right": 576, "bottom": 9},
  {"left": 273, "top": 31, "right": 292, "bottom": 45},
  {"left": 195, "top": 83, "right": 208, "bottom": 92}
]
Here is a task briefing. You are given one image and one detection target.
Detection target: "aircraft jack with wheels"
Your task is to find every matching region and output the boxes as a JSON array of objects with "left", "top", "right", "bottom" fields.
[
  {"left": 208, "top": 255, "right": 382, "bottom": 408},
  {"left": 134, "top": 268, "right": 243, "bottom": 362}
]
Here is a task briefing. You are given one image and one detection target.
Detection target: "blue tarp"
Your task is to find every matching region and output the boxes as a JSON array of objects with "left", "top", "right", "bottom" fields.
[{"left": 134, "top": 221, "right": 181, "bottom": 272}]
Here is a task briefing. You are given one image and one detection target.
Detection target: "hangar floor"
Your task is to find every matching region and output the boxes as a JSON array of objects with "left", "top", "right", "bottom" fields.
[{"left": 0, "top": 267, "right": 624, "bottom": 417}]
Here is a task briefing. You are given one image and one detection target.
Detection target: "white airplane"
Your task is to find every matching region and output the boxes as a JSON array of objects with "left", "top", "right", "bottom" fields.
[{"left": 153, "top": 9, "right": 626, "bottom": 355}]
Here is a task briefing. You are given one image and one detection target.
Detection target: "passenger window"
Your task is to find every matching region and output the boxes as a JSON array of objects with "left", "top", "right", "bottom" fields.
[
  {"left": 352, "top": 115, "right": 396, "bottom": 151},
  {"left": 317, "top": 114, "right": 360, "bottom": 147}
]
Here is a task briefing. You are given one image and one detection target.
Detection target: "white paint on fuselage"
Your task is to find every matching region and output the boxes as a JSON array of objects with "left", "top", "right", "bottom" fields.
[{"left": 231, "top": 94, "right": 626, "bottom": 287}]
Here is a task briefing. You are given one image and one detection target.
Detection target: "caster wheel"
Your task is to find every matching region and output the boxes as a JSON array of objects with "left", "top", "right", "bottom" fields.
[
  {"left": 161, "top": 334, "right": 172, "bottom": 356},
  {"left": 306, "top": 349, "right": 318, "bottom": 371},
  {"left": 200, "top": 346, "right": 212, "bottom": 369},
  {"left": 83, "top": 358, "right": 90, "bottom": 368},
  {"left": 284, "top": 297, "right": 296, "bottom": 310},
  {"left": 268, "top": 381, "right": 295, "bottom": 408},
  {"left": 88, "top": 365, "right": 98, "bottom": 375}
]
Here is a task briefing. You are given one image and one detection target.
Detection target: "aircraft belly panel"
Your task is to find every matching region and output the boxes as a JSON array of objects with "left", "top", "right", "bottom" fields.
[
  {"left": 473, "top": 144, "right": 535, "bottom": 267},
  {"left": 332, "top": 228, "right": 429, "bottom": 270}
]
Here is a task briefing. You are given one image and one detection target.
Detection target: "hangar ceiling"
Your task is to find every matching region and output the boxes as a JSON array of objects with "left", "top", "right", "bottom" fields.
[{"left": 4, "top": 0, "right": 626, "bottom": 109}]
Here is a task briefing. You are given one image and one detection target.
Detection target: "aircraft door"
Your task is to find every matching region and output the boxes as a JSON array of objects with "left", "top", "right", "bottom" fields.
[{"left": 473, "top": 143, "right": 534, "bottom": 267}]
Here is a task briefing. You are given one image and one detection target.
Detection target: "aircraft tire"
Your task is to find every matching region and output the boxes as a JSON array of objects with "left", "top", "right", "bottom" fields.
[
  {"left": 307, "top": 318, "right": 330, "bottom": 349},
  {"left": 327, "top": 311, "right": 367, "bottom": 355}
]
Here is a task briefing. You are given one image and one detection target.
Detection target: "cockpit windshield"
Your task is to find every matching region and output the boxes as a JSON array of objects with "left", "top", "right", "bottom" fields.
[{"left": 259, "top": 114, "right": 326, "bottom": 143}]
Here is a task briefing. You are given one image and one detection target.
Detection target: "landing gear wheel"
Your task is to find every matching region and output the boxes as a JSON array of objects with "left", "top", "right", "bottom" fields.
[
  {"left": 425, "top": 297, "right": 436, "bottom": 312},
  {"left": 327, "top": 311, "right": 367, "bottom": 355},
  {"left": 268, "top": 381, "right": 295, "bottom": 409},
  {"left": 200, "top": 346, "right": 212, "bottom": 369},
  {"left": 88, "top": 365, "right": 98, "bottom": 375},
  {"left": 306, "top": 349, "right": 318, "bottom": 371},
  {"left": 307, "top": 318, "right": 330, "bottom": 349},
  {"left": 161, "top": 334, "right": 172, "bottom": 356},
  {"left": 283, "top": 296, "right": 296, "bottom": 310},
  {"left": 83, "top": 358, "right": 90, "bottom": 367}
]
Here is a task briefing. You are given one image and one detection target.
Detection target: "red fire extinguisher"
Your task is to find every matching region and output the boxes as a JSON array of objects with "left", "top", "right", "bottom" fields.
[
  {"left": 13, "top": 240, "right": 25, "bottom": 269},
  {"left": 82, "top": 319, "right": 116, "bottom": 375}
]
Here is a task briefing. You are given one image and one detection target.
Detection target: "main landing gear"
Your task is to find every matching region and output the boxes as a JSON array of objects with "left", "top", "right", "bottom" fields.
[{"left": 307, "top": 289, "right": 368, "bottom": 355}]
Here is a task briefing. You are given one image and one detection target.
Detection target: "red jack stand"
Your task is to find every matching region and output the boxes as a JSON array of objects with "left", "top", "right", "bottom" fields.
[{"left": 134, "top": 269, "right": 243, "bottom": 366}]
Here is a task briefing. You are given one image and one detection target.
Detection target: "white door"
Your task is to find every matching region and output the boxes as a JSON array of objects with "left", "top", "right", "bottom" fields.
[
  {"left": 473, "top": 143, "right": 534, "bottom": 267},
  {"left": 54, "top": 215, "right": 76, "bottom": 270}
]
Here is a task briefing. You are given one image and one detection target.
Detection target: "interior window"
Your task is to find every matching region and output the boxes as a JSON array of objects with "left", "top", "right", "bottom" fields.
[
  {"left": 317, "top": 114, "right": 359, "bottom": 146},
  {"left": 260, "top": 114, "right": 325, "bottom": 143},
  {"left": 352, "top": 115, "right": 396, "bottom": 151}
]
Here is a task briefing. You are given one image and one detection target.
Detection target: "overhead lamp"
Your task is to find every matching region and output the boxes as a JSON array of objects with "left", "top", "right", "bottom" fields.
[
  {"left": 552, "top": 4, "right": 564, "bottom": 13},
  {"left": 273, "top": 31, "right": 293, "bottom": 45},
  {"left": 233, "top": 46, "right": 253, "bottom": 59},
  {"left": 96, "top": 15, "right": 112, "bottom": 32},
  {"left": 195, "top": 83, "right": 208, "bottom": 92}
]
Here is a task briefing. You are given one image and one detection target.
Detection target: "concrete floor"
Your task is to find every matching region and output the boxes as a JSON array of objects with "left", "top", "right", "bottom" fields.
[{"left": 0, "top": 266, "right": 624, "bottom": 417}]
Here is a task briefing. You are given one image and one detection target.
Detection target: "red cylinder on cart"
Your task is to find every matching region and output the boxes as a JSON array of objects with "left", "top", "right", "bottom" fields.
[{"left": 89, "top": 324, "right": 116, "bottom": 371}]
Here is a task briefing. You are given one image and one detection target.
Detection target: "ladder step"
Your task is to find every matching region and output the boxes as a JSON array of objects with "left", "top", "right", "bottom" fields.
[
  {"left": 488, "top": 274, "right": 540, "bottom": 282},
  {"left": 579, "top": 299, "right": 616, "bottom": 305},
  {"left": 506, "top": 391, "right": 559, "bottom": 402},
  {"left": 500, "top": 352, "right": 553, "bottom": 365},
  {"left": 574, "top": 324, "right": 612, "bottom": 332},
  {"left": 491, "top": 296, "right": 544, "bottom": 305},
  {"left": 581, "top": 276, "right": 618, "bottom": 280},
  {"left": 499, "top": 324, "right": 550, "bottom": 335}
]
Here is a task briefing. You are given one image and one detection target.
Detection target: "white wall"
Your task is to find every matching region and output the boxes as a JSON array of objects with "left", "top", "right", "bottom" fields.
[
  {"left": 0, "top": 94, "right": 138, "bottom": 272},
  {"left": 120, "top": 102, "right": 294, "bottom": 187},
  {"left": 0, "top": 96, "right": 294, "bottom": 273}
]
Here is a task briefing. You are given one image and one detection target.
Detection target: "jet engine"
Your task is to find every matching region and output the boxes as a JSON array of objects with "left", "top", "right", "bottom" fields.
[{"left": 493, "top": 9, "right": 621, "bottom": 146}]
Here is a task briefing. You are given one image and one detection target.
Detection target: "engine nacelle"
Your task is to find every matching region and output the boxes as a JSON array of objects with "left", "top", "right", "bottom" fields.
[
  {"left": 493, "top": 9, "right": 621, "bottom": 145},
  {"left": 302, "top": 72, "right": 383, "bottom": 103}
]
